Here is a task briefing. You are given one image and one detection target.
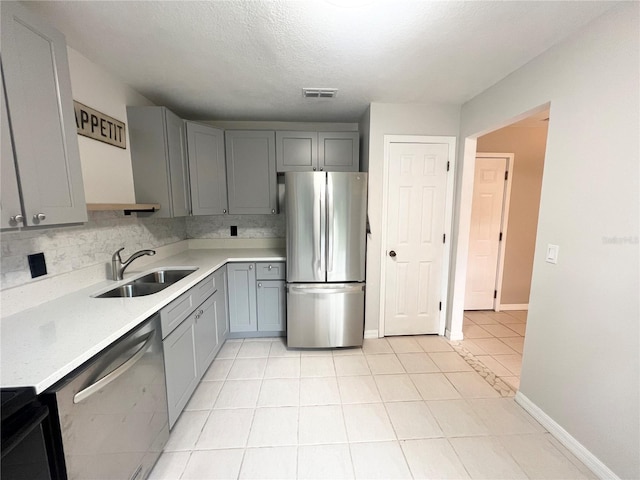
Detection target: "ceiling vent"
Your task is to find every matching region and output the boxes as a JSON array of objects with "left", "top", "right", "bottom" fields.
[{"left": 302, "top": 88, "right": 338, "bottom": 99}]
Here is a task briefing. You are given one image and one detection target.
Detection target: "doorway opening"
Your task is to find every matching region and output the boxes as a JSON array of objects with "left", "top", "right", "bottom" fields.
[{"left": 460, "top": 107, "right": 550, "bottom": 390}]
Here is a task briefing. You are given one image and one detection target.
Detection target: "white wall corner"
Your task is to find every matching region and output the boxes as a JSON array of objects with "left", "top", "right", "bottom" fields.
[
  {"left": 515, "top": 392, "right": 618, "bottom": 480},
  {"left": 364, "top": 329, "right": 379, "bottom": 339},
  {"left": 445, "top": 328, "right": 464, "bottom": 341}
]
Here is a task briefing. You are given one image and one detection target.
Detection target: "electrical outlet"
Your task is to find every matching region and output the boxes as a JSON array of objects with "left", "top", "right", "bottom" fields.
[
  {"left": 230, "top": 226, "right": 238, "bottom": 237},
  {"left": 28, "top": 252, "right": 47, "bottom": 278}
]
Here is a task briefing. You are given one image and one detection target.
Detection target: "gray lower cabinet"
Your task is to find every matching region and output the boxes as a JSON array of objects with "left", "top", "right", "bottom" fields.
[
  {"left": 1, "top": 1, "right": 86, "bottom": 229},
  {"left": 229, "top": 262, "right": 286, "bottom": 335},
  {"left": 225, "top": 130, "right": 278, "bottom": 214},
  {"left": 227, "top": 263, "right": 258, "bottom": 333},
  {"left": 256, "top": 280, "right": 286, "bottom": 332},
  {"left": 128, "top": 106, "right": 191, "bottom": 218},
  {"left": 186, "top": 122, "right": 228, "bottom": 215},
  {"left": 161, "top": 267, "right": 228, "bottom": 428},
  {"left": 276, "top": 131, "right": 359, "bottom": 172},
  {"left": 163, "top": 314, "right": 198, "bottom": 428}
]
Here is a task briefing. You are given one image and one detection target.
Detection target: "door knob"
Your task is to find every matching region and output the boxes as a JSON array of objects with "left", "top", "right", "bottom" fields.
[{"left": 389, "top": 250, "right": 397, "bottom": 257}]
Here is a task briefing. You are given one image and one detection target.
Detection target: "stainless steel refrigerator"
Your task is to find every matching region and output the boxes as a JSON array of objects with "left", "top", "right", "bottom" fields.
[{"left": 285, "top": 172, "right": 367, "bottom": 348}]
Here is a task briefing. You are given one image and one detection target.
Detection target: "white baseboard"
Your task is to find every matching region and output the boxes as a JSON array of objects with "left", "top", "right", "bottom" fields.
[
  {"left": 364, "top": 329, "right": 379, "bottom": 339},
  {"left": 515, "top": 392, "right": 617, "bottom": 480},
  {"left": 500, "top": 303, "right": 529, "bottom": 311},
  {"left": 445, "top": 328, "right": 464, "bottom": 341}
]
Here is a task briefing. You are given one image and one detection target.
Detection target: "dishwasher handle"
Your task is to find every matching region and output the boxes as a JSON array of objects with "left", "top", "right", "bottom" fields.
[{"left": 73, "top": 329, "right": 156, "bottom": 404}]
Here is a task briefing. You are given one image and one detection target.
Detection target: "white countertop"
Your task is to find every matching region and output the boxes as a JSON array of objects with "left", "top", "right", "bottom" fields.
[{"left": 0, "top": 248, "right": 285, "bottom": 393}]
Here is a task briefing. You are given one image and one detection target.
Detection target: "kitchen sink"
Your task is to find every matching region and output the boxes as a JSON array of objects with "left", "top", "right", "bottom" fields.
[
  {"left": 132, "top": 269, "right": 197, "bottom": 284},
  {"left": 95, "top": 283, "right": 169, "bottom": 298},
  {"left": 94, "top": 268, "right": 198, "bottom": 298}
]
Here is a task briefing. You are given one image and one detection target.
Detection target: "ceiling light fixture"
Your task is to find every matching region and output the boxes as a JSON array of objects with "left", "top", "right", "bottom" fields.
[{"left": 302, "top": 88, "right": 338, "bottom": 99}]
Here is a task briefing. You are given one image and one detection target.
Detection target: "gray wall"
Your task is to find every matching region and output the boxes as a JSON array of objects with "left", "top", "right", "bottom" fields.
[
  {"left": 454, "top": 4, "right": 638, "bottom": 477},
  {"left": 363, "top": 103, "right": 461, "bottom": 334}
]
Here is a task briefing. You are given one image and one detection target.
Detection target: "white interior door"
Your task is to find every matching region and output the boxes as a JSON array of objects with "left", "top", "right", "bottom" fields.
[
  {"left": 384, "top": 142, "right": 449, "bottom": 335},
  {"left": 465, "top": 156, "right": 507, "bottom": 310}
]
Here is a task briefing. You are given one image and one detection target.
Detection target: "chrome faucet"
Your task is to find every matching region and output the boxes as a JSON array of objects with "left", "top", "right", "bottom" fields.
[{"left": 111, "top": 247, "right": 156, "bottom": 280}]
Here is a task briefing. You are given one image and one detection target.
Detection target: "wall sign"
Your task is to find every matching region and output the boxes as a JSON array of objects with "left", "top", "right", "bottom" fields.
[{"left": 74, "top": 101, "right": 126, "bottom": 149}]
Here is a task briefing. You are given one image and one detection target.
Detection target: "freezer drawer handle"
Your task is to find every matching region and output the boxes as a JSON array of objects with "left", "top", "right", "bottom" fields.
[
  {"left": 288, "top": 285, "right": 365, "bottom": 294},
  {"left": 73, "top": 330, "right": 156, "bottom": 404}
]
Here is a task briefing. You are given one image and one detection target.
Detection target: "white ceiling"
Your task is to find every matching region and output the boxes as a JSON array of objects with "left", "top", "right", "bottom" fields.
[{"left": 27, "top": 1, "right": 616, "bottom": 122}]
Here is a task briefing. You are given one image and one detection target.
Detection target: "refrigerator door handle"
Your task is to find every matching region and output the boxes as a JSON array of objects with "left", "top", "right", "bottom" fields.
[
  {"left": 327, "top": 175, "right": 334, "bottom": 273},
  {"left": 288, "top": 284, "right": 365, "bottom": 294},
  {"left": 318, "top": 175, "right": 326, "bottom": 277}
]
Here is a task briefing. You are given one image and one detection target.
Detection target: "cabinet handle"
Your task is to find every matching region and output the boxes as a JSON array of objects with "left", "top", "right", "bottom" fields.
[
  {"left": 33, "top": 213, "right": 46, "bottom": 222},
  {"left": 271, "top": 209, "right": 276, "bottom": 214},
  {"left": 10, "top": 214, "right": 24, "bottom": 224},
  {"left": 249, "top": 265, "right": 253, "bottom": 270},
  {"left": 223, "top": 209, "right": 227, "bottom": 214},
  {"left": 258, "top": 283, "right": 262, "bottom": 288},
  {"left": 319, "top": 168, "right": 324, "bottom": 171},
  {"left": 268, "top": 265, "right": 272, "bottom": 270},
  {"left": 199, "top": 309, "right": 204, "bottom": 315},
  {"left": 312, "top": 167, "right": 317, "bottom": 171}
]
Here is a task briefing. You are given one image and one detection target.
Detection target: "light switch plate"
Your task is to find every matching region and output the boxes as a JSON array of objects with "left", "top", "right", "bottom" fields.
[{"left": 546, "top": 244, "right": 559, "bottom": 264}]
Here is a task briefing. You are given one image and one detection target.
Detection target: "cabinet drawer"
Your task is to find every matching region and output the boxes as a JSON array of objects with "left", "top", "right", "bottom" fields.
[
  {"left": 255, "top": 262, "right": 285, "bottom": 280},
  {"left": 193, "top": 273, "right": 216, "bottom": 306},
  {"left": 161, "top": 273, "right": 217, "bottom": 338},
  {"left": 160, "top": 289, "right": 195, "bottom": 339}
]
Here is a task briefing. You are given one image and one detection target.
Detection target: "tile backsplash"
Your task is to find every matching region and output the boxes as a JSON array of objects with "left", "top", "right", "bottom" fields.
[
  {"left": 186, "top": 214, "right": 285, "bottom": 239},
  {"left": 0, "top": 211, "right": 187, "bottom": 290},
  {"left": 1, "top": 211, "right": 285, "bottom": 292}
]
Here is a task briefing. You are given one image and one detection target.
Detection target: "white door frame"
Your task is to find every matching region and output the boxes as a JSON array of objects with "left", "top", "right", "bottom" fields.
[
  {"left": 473, "top": 152, "right": 515, "bottom": 312},
  {"left": 379, "top": 135, "right": 457, "bottom": 337}
]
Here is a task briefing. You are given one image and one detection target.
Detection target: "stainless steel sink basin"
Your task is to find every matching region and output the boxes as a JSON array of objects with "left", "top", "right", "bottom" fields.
[
  {"left": 95, "top": 283, "right": 169, "bottom": 298},
  {"left": 132, "top": 269, "right": 197, "bottom": 284},
  {"left": 94, "top": 268, "right": 198, "bottom": 298}
]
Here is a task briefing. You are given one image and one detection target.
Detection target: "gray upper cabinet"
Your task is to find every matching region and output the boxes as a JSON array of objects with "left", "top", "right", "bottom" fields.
[
  {"left": 225, "top": 130, "right": 277, "bottom": 214},
  {"left": 318, "top": 132, "right": 360, "bottom": 172},
  {"left": 276, "top": 131, "right": 317, "bottom": 172},
  {"left": 1, "top": 76, "right": 21, "bottom": 229},
  {"left": 128, "top": 106, "right": 190, "bottom": 218},
  {"left": 1, "top": 1, "right": 87, "bottom": 229},
  {"left": 276, "top": 131, "right": 359, "bottom": 172},
  {"left": 186, "top": 122, "right": 228, "bottom": 215}
]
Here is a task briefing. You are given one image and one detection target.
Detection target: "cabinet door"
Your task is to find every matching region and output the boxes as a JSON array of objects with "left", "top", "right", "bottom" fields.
[
  {"left": 276, "top": 131, "right": 317, "bottom": 172},
  {"left": 1, "top": 2, "right": 86, "bottom": 227},
  {"left": 227, "top": 263, "right": 257, "bottom": 332},
  {"left": 318, "top": 132, "right": 360, "bottom": 172},
  {"left": 0, "top": 74, "right": 22, "bottom": 229},
  {"left": 186, "top": 122, "right": 228, "bottom": 215},
  {"left": 215, "top": 268, "right": 229, "bottom": 342},
  {"left": 225, "top": 131, "right": 277, "bottom": 214},
  {"left": 256, "top": 280, "right": 286, "bottom": 333},
  {"left": 128, "top": 106, "right": 189, "bottom": 218},
  {"left": 165, "top": 109, "right": 190, "bottom": 217},
  {"left": 163, "top": 315, "right": 198, "bottom": 428},
  {"left": 194, "top": 295, "right": 217, "bottom": 378}
]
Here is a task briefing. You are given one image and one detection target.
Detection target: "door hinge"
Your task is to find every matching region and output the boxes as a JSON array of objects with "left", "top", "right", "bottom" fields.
[
  {"left": 505, "top": 171, "right": 509, "bottom": 181},
  {"left": 494, "top": 290, "right": 497, "bottom": 299},
  {"left": 439, "top": 301, "right": 442, "bottom": 311},
  {"left": 443, "top": 233, "right": 446, "bottom": 243},
  {"left": 446, "top": 161, "right": 450, "bottom": 172},
  {"left": 499, "top": 232, "right": 503, "bottom": 241}
]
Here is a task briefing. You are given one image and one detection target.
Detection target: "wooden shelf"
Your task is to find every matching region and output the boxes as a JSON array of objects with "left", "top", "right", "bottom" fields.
[{"left": 86, "top": 203, "right": 161, "bottom": 215}]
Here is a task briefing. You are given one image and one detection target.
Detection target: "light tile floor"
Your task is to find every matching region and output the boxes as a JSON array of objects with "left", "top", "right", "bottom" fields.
[
  {"left": 462, "top": 310, "right": 527, "bottom": 390},
  {"left": 150, "top": 334, "right": 596, "bottom": 479}
]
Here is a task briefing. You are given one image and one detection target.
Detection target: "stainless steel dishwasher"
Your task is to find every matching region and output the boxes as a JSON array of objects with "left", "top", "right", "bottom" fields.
[{"left": 44, "top": 314, "right": 168, "bottom": 480}]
